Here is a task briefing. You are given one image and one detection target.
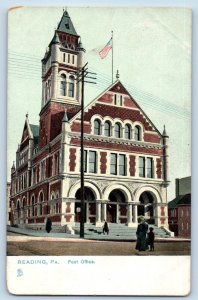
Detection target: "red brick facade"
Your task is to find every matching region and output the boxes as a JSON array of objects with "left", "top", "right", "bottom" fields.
[{"left": 100, "top": 152, "right": 107, "bottom": 174}]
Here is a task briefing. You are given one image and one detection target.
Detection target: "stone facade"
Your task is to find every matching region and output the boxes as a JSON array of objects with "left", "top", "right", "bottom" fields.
[{"left": 10, "top": 10, "right": 170, "bottom": 231}]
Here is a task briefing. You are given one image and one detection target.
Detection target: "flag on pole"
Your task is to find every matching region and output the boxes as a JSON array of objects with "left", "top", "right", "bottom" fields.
[{"left": 99, "top": 38, "right": 113, "bottom": 59}]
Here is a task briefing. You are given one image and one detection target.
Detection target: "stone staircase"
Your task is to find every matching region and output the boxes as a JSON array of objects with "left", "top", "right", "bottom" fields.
[{"left": 73, "top": 223, "right": 170, "bottom": 240}]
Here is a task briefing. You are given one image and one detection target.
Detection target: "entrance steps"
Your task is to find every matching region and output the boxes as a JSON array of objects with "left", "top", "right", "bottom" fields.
[{"left": 73, "top": 223, "right": 170, "bottom": 240}]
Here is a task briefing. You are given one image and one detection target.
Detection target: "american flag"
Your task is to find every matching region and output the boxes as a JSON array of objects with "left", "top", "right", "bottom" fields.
[{"left": 99, "top": 38, "right": 112, "bottom": 59}]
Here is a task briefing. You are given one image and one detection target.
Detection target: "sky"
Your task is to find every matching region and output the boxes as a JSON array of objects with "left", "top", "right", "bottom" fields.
[{"left": 7, "top": 6, "right": 191, "bottom": 201}]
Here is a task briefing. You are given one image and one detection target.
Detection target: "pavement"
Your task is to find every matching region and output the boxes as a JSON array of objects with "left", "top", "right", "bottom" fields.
[{"left": 7, "top": 225, "right": 190, "bottom": 243}]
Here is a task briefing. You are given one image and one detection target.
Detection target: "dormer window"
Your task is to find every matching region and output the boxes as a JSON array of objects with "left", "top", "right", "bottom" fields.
[{"left": 65, "top": 23, "right": 70, "bottom": 29}]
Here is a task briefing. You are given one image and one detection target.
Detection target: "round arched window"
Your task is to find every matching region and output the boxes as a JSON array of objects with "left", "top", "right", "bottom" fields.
[{"left": 94, "top": 119, "right": 102, "bottom": 135}]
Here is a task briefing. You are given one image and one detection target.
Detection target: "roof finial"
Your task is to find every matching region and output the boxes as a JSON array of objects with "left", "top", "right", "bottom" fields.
[
  {"left": 26, "top": 112, "right": 28, "bottom": 118},
  {"left": 163, "top": 124, "right": 168, "bottom": 137},
  {"left": 116, "top": 70, "right": 120, "bottom": 79}
]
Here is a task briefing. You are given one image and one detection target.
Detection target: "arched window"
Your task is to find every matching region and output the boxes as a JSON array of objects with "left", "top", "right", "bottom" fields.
[
  {"left": 115, "top": 123, "right": 121, "bottom": 138},
  {"left": 68, "top": 75, "right": 75, "bottom": 97},
  {"left": 125, "top": 124, "right": 131, "bottom": 139},
  {"left": 60, "top": 74, "right": 66, "bottom": 96},
  {"left": 94, "top": 119, "right": 101, "bottom": 135},
  {"left": 134, "top": 125, "right": 141, "bottom": 141},
  {"left": 38, "top": 192, "right": 44, "bottom": 216},
  {"left": 104, "top": 121, "right": 111, "bottom": 137}
]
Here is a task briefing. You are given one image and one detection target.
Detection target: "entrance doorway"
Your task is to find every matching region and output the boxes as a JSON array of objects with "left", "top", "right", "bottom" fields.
[
  {"left": 108, "top": 189, "right": 127, "bottom": 223},
  {"left": 75, "top": 187, "right": 95, "bottom": 222},
  {"left": 138, "top": 191, "right": 155, "bottom": 224}
]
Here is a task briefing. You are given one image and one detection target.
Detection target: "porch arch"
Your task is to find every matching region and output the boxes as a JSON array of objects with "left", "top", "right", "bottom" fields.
[
  {"left": 103, "top": 183, "right": 133, "bottom": 202},
  {"left": 68, "top": 180, "right": 102, "bottom": 200},
  {"left": 134, "top": 185, "right": 162, "bottom": 204}
]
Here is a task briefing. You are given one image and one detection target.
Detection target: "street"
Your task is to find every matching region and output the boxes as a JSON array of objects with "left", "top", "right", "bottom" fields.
[{"left": 7, "top": 234, "right": 190, "bottom": 256}]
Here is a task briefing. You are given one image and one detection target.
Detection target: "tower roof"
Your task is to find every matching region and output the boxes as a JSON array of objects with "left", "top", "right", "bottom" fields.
[
  {"left": 62, "top": 111, "right": 68, "bottom": 122},
  {"left": 57, "top": 10, "right": 78, "bottom": 36}
]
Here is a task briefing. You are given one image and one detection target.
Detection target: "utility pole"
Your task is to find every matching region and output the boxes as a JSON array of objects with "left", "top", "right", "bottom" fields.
[{"left": 76, "top": 63, "right": 97, "bottom": 238}]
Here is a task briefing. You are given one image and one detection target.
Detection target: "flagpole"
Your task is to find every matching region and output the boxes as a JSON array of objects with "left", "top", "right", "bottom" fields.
[{"left": 111, "top": 30, "right": 113, "bottom": 84}]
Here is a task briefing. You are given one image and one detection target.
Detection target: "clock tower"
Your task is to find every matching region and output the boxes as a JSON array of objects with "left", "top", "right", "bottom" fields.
[{"left": 39, "top": 10, "right": 85, "bottom": 149}]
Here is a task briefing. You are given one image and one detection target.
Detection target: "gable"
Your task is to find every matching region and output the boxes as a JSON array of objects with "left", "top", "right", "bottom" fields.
[
  {"left": 70, "top": 80, "right": 162, "bottom": 138},
  {"left": 21, "top": 123, "right": 30, "bottom": 143}
]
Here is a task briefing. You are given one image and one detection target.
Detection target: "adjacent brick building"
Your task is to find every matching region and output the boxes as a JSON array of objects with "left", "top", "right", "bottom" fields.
[
  {"left": 168, "top": 177, "right": 191, "bottom": 237},
  {"left": 10, "top": 10, "right": 170, "bottom": 231}
]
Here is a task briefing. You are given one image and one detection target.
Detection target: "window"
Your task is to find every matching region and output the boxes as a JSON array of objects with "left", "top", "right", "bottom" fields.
[
  {"left": 72, "top": 55, "right": 75, "bottom": 64},
  {"left": 31, "top": 196, "right": 35, "bottom": 217},
  {"left": 68, "top": 75, "right": 75, "bottom": 97},
  {"left": 94, "top": 119, "right": 101, "bottom": 135},
  {"left": 124, "top": 124, "right": 131, "bottom": 139},
  {"left": 114, "top": 94, "right": 117, "bottom": 105},
  {"left": 48, "top": 80, "right": 51, "bottom": 98},
  {"left": 68, "top": 54, "right": 70, "bottom": 63},
  {"left": 89, "top": 151, "right": 97, "bottom": 173},
  {"left": 63, "top": 53, "right": 66, "bottom": 62},
  {"left": 115, "top": 123, "right": 121, "bottom": 138},
  {"left": 134, "top": 125, "right": 141, "bottom": 141},
  {"left": 60, "top": 74, "right": 66, "bottom": 96},
  {"left": 54, "top": 152, "right": 60, "bottom": 175},
  {"left": 120, "top": 95, "right": 123, "bottom": 106},
  {"left": 104, "top": 121, "right": 111, "bottom": 137},
  {"left": 110, "top": 153, "right": 127, "bottom": 176},
  {"left": 38, "top": 192, "right": 43, "bottom": 216},
  {"left": 110, "top": 154, "right": 117, "bottom": 175},
  {"left": 139, "top": 157, "right": 145, "bottom": 177},
  {"left": 40, "top": 160, "right": 46, "bottom": 181},
  {"left": 45, "top": 82, "right": 48, "bottom": 102},
  {"left": 147, "top": 158, "right": 153, "bottom": 178},
  {"left": 32, "top": 167, "right": 36, "bottom": 185},
  {"left": 81, "top": 150, "right": 97, "bottom": 173},
  {"left": 119, "top": 154, "right": 126, "bottom": 176}
]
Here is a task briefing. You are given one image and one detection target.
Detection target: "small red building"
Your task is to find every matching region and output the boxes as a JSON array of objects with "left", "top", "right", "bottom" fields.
[
  {"left": 168, "top": 177, "right": 191, "bottom": 238},
  {"left": 10, "top": 10, "right": 170, "bottom": 231}
]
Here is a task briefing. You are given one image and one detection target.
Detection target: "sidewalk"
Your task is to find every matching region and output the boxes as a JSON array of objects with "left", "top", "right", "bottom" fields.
[{"left": 7, "top": 225, "right": 190, "bottom": 243}]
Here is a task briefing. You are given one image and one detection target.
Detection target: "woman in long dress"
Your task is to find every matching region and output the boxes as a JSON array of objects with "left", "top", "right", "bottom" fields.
[{"left": 135, "top": 217, "right": 149, "bottom": 251}]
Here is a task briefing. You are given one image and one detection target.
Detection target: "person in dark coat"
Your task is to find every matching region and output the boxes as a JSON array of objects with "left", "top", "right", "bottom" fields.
[
  {"left": 147, "top": 227, "right": 155, "bottom": 251},
  {"left": 103, "top": 220, "right": 109, "bottom": 235},
  {"left": 45, "top": 218, "right": 52, "bottom": 233},
  {"left": 135, "top": 216, "right": 149, "bottom": 251}
]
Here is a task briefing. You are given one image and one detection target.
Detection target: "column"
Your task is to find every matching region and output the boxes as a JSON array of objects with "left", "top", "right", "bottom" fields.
[
  {"left": 96, "top": 201, "right": 102, "bottom": 227},
  {"left": 116, "top": 204, "right": 119, "bottom": 223},
  {"left": 103, "top": 203, "right": 107, "bottom": 221},
  {"left": 133, "top": 204, "right": 138, "bottom": 223},
  {"left": 86, "top": 202, "right": 90, "bottom": 223},
  {"left": 127, "top": 203, "right": 132, "bottom": 224}
]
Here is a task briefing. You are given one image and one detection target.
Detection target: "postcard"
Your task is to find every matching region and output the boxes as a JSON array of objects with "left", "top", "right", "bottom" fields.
[{"left": 7, "top": 6, "right": 191, "bottom": 295}]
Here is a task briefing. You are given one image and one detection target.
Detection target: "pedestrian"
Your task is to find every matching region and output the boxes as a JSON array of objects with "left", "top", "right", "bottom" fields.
[
  {"left": 147, "top": 227, "right": 155, "bottom": 251},
  {"left": 135, "top": 216, "right": 149, "bottom": 251},
  {"left": 45, "top": 217, "right": 52, "bottom": 233},
  {"left": 103, "top": 220, "right": 109, "bottom": 235}
]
